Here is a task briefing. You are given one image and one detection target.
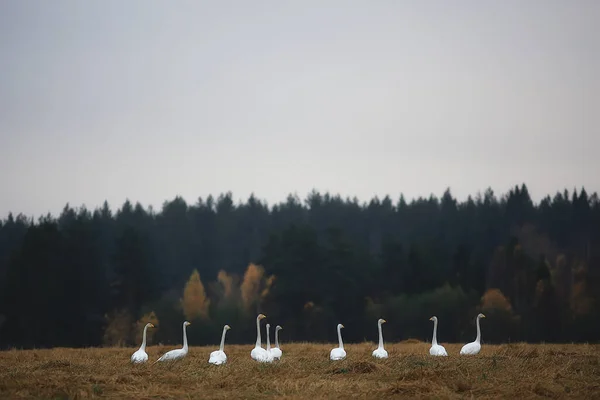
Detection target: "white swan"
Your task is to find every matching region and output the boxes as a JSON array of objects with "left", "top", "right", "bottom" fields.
[
  {"left": 329, "top": 323, "right": 346, "bottom": 360},
  {"left": 131, "top": 322, "right": 154, "bottom": 363},
  {"left": 263, "top": 323, "right": 275, "bottom": 363},
  {"left": 429, "top": 316, "right": 448, "bottom": 356},
  {"left": 250, "top": 313, "right": 270, "bottom": 362},
  {"left": 154, "top": 321, "right": 191, "bottom": 363},
  {"left": 270, "top": 325, "right": 283, "bottom": 360},
  {"left": 372, "top": 318, "right": 388, "bottom": 359},
  {"left": 460, "top": 313, "right": 486, "bottom": 355},
  {"left": 208, "top": 324, "right": 231, "bottom": 365}
]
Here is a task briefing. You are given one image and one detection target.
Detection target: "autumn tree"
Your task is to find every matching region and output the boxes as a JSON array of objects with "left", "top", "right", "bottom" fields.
[
  {"left": 240, "top": 263, "right": 275, "bottom": 313},
  {"left": 134, "top": 310, "right": 159, "bottom": 345},
  {"left": 217, "top": 270, "right": 235, "bottom": 300},
  {"left": 102, "top": 309, "right": 133, "bottom": 346},
  {"left": 481, "top": 288, "right": 512, "bottom": 312},
  {"left": 480, "top": 288, "right": 519, "bottom": 342},
  {"left": 181, "top": 269, "right": 210, "bottom": 321}
]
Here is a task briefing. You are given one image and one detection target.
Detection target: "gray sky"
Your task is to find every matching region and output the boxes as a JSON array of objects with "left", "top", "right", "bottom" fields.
[{"left": 1, "top": 1, "right": 599, "bottom": 218}]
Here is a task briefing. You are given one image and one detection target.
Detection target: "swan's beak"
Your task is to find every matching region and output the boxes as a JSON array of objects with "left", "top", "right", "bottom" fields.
[
  {"left": 340, "top": 324, "right": 345, "bottom": 328},
  {"left": 225, "top": 325, "right": 231, "bottom": 330},
  {"left": 149, "top": 323, "right": 154, "bottom": 328},
  {"left": 429, "top": 317, "right": 434, "bottom": 321},
  {"left": 481, "top": 314, "right": 486, "bottom": 318},
  {"left": 258, "top": 314, "right": 266, "bottom": 319},
  {"left": 381, "top": 319, "right": 386, "bottom": 324}
]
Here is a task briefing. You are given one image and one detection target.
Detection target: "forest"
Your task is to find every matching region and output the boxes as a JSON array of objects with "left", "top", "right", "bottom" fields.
[{"left": 0, "top": 184, "right": 598, "bottom": 349}]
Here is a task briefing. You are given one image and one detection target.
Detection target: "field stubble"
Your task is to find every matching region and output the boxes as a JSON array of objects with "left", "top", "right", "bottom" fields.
[{"left": 0, "top": 341, "right": 599, "bottom": 399}]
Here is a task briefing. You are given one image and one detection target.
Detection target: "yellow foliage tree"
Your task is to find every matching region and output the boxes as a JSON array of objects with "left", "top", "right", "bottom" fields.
[
  {"left": 479, "top": 288, "right": 519, "bottom": 342},
  {"left": 181, "top": 269, "right": 210, "bottom": 320},
  {"left": 217, "top": 269, "right": 234, "bottom": 299},
  {"left": 102, "top": 309, "right": 133, "bottom": 347},
  {"left": 240, "top": 263, "right": 275, "bottom": 311},
  {"left": 261, "top": 275, "right": 276, "bottom": 299},
  {"left": 134, "top": 311, "right": 159, "bottom": 345},
  {"left": 481, "top": 288, "right": 513, "bottom": 312}
]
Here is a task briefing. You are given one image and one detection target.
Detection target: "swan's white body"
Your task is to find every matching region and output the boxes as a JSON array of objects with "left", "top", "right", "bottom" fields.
[
  {"left": 429, "top": 316, "right": 448, "bottom": 356},
  {"left": 155, "top": 321, "right": 191, "bottom": 363},
  {"left": 131, "top": 322, "right": 154, "bottom": 363},
  {"left": 372, "top": 318, "right": 388, "bottom": 359},
  {"left": 209, "top": 324, "right": 231, "bottom": 365},
  {"left": 270, "top": 325, "right": 283, "bottom": 360},
  {"left": 250, "top": 314, "right": 270, "bottom": 362},
  {"left": 460, "top": 313, "right": 485, "bottom": 355},
  {"left": 330, "top": 323, "right": 346, "bottom": 361}
]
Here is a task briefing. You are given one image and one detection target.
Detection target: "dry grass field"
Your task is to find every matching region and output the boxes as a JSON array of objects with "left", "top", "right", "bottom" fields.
[{"left": 1, "top": 341, "right": 599, "bottom": 399}]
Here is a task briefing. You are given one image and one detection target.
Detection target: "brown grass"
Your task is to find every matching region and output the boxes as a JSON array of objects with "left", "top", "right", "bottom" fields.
[{"left": 1, "top": 342, "right": 599, "bottom": 399}]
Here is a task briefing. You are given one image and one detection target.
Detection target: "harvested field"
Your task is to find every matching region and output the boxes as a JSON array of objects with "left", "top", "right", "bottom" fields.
[{"left": 1, "top": 342, "right": 599, "bottom": 399}]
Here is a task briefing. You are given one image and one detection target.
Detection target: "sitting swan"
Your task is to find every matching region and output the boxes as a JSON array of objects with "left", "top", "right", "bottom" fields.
[
  {"left": 372, "top": 318, "right": 388, "bottom": 359},
  {"left": 460, "top": 313, "right": 486, "bottom": 355},
  {"left": 250, "top": 313, "right": 270, "bottom": 362},
  {"left": 330, "top": 323, "right": 346, "bottom": 361},
  {"left": 429, "top": 316, "right": 448, "bottom": 356},
  {"left": 208, "top": 324, "right": 231, "bottom": 365},
  {"left": 154, "top": 321, "right": 191, "bottom": 363},
  {"left": 131, "top": 322, "right": 154, "bottom": 363},
  {"left": 263, "top": 323, "right": 275, "bottom": 363},
  {"left": 269, "top": 325, "right": 283, "bottom": 360}
]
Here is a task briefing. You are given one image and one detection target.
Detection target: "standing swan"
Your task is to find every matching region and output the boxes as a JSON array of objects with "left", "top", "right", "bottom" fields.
[
  {"left": 330, "top": 323, "right": 346, "bottom": 360},
  {"left": 131, "top": 322, "right": 154, "bottom": 363},
  {"left": 155, "top": 321, "right": 191, "bottom": 363},
  {"left": 250, "top": 313, "right": 269, "bottom": 362},
  {"left": 270, "top": 325, "right": 283, "bottom": 360},
  {"left": 263, "top": 323, "right": 275, "bottom": 362},
  {"left": 460, "top": 313, "right": 486, "bottom": 355},
  {"left": 209, "top": 324, "right": 231, "bottom": 365},
  {"left": 372, "top": 318, "right": 388, "bottom": 359},
  {"left": 429, "top": 316, "right": 448, "bottom": 356}
]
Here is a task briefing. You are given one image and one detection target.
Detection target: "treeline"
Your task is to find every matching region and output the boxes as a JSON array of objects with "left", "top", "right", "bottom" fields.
[{"left": 0, "top": 184, "right": 599, "bottom": 349}]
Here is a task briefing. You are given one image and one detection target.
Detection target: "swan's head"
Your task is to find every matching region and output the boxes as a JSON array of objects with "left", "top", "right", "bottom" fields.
[
  {"left": 338, "top": 323, "right": 344, "bottom": 329},
  {"left": 275, "top": 325, "right": 283, "bottom": 331},
  {"left": 184, "top": 321, "right": 191, "bottom": 326},
  {"left": 147, "top": 323, "right": 155, "bottom": 328},
  {"left": 266, "top": 323, "right": 271, "bottom": 329},
  {"left": 258, "top": 313, "right": 266, "bottom": 320},
  {"left": 224, "top": 325, "right": 231, "bottom": 330},
  {"left": 378, "top": 318, "right": 386, "bottom": 324},
  {"left": 477, "top": 313, "right": 486, "bottom": 319},
  {"left": 429, "top": 316, "right": 438, "bottom": 322}
]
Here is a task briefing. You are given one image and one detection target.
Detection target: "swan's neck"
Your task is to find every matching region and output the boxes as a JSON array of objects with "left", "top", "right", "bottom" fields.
[
  {"left": 219, "top": 328, "right": 228, "bottom": 352},
  {"left": 140, "top": 325, "right": 149, "bottom": 350},
  {"left": 475, "top": 317, "right": 481, "bottom": 343},
  {"left": 432, "top": 319, "right": 438, "bottom": 345},
  {"left": 275, "top": 329, "right": 280, "bottom": 349},
  {"left": 182, "top": 323, "right": 188, "bottom": 351},
  {"left": 377, "top": 322, "right": 384, "bottom": 349},
  {"left": 337, "top": 325, "right": 344, "bottom": 349},
  {"left": 255, "top": 317, "right": 262, "bottom": 348},
  {"left": 266, "top": 326, "right": 271, "bottom": 351}
]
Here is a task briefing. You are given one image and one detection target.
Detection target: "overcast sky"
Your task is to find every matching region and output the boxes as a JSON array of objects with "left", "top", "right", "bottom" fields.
[{"left": 1, "top": 1, "right": 598, "bottom": 217}]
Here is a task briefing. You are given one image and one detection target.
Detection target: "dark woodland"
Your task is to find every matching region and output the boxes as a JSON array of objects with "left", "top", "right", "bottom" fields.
[{"left": 0, "top": 184, "right": 599, "bottom": 349}]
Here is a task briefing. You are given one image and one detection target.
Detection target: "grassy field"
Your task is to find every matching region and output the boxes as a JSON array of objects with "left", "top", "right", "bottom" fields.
[{"left": 1, "top": 341, "right": 599, "bottom": 399}]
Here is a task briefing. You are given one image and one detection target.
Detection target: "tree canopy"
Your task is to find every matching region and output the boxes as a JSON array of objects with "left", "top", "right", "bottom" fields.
[{"left": 0, "top": 185, "right": 599, "bottom": 348}]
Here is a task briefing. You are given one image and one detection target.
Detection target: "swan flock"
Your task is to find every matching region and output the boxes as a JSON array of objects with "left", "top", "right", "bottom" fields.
[{"left": 131, "top": 313, "right": 486, "bottom": 364}]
